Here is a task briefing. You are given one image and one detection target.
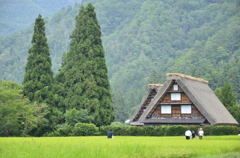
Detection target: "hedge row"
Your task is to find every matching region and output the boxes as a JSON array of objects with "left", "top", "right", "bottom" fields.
[
  {"left": 46, "top": 123, "right": 99, "bottom": 137},
  {"left": 99, "top": 125, "right": 240, "bottom": 136},
  {"left": 46, "top": 124, "right": 240, "bottom": 137}
]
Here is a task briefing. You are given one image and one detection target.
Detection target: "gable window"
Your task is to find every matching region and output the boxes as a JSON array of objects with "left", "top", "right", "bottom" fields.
[
  {"left": 173, "top": 85, "right": 178, "bottom": 90},
  {"left": 171, "top": 93, "right": 181, "bottom": 100},
  {"left": 161, "top": 105, "right": 171, "bottom": 114},
  {"left": 181, "top": 105, "right": 191, "bottom": 114}
]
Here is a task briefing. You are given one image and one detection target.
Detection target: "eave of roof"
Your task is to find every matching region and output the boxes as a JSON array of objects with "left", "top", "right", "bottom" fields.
[
  {"left": 138, "top": 80, "right": 172, "bottom": 122},
  {"left": 176, "top": 77, "right": 239, "bottom": 125},
  {"left": 141, "top": 118, "right": 206, "bottom": 124},
  {"left": 129, "top": 122, "right": 144, "bottom": 126},
  {"left": 129, "top": 84, "right": 162, "bottom": 123}
]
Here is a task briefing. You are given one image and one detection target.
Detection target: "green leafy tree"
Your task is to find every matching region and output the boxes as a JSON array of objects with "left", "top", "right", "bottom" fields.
[
  {"left": 112, "top": 90, "right": 128, "bottom": 123},
  {"left": 227, "top": 105, "right": 240, "bottom": 124},
  {"left": 22, "top": 14, "right": 53, "bottom": 104},
  {"left": 0, "top": 80, "right": 25, "bottom": 136},
  {"left": 21, "top": 102, "right": 49, "bottom": 136},
  {"left": 0, "top": 80, "right": 48, "bottom": 136},
  {"left": 64, "top": 108, "right": 93, "bottom": 126},
  {"left": 57, "top": 4, "right": 114, "bottom": 126},
  {"left": 214, "top": 82, "right": 240, "bottom": 124},
  {"left": 222, "top": 57, "right": 240, "bottom": 100},
  {"left": 22, "top": 15, "right": 54, "bottom": 136},
  {"left": 147, "top": 70, "right": 161, "bottom": 84},
  {"left": 214, "top": 82, "right": 237, "bottom": 107}
]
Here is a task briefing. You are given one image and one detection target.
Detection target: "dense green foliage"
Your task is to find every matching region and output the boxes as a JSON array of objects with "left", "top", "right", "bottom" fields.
[
  {"left": 0, "top": 80, "right": 48, "bottom": 136},
  {"left": 22, "top": 15, "right": 53, "bottom": 103},
  {"left": 0, "top": 0, "right": 240, "bottom": 122},
  {"left": 64, "top": 108, "right": 93, "bottom": 126},
  {"left": 54, "top": 4, "right": 114, "bottom": 126},
  {"left": 214, "top": 83, "right": 237, "bottom": 107},
  {"left": 43, "top": 123, "right": 240, "bottom": 137},
  {"left": 214, "top": 83, "right": 240, "bottom": 124},
  {"left": 73, "top": 123, "right": 98, "bottom": 136},
  {"left": 99, "top": 125, "right": 240, "bottom": 136},
  {"left": 111, "top": 90, "right": 128, "bottom": 122}
]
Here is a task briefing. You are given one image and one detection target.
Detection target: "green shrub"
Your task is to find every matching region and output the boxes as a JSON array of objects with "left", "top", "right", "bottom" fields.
[
  {"left": 211, "top": 126, "right": 239, "bottom": 135},
  {"left": 99, "top": 126, "right": 109, "bottom": 135},
  {"left": 110, "top": 122, "right": 126, "bottom": 127},
  {"left": 201, "top": 126, "right": 213, "bottom": 135},
  {"left": 155, "top": 126, "right": 168, "bottom": 136},
  {"left": 166, "top": 125, "right": 186, "bottom": 136},
  {"left": 127, "top": 126, "right": 144, "bottom": 136},
  {"left": 46, "top": 124, "right": 73, "bottom": 137},
  {"left": 73, "top": 123, "right": 98, "bottom": 136},
  {"left": 99, "top": 125, "right": 240, "bottom": 136}
]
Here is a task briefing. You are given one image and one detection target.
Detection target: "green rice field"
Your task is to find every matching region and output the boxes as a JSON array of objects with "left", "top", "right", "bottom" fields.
[{"left": 0, "top": 136, "right": 240, "bottom": 158}]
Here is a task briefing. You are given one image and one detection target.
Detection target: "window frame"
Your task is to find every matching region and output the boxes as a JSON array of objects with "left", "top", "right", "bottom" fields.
[
  {"left": 181, "top": 105, "right": 192, "bottom": 114},
  {"left": 173, "top": 85, "right": 178, "bottom": 90},
  {"left": 171, "top": 93, "right": 181, "bottom": 100},
  {"left": 161, "top": 105, "right": 172, "bottom": 114}
]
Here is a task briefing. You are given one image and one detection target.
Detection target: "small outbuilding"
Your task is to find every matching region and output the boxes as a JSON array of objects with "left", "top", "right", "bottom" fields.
[{"left": 129, "top": 73, "right": 239, "bottom": 126}]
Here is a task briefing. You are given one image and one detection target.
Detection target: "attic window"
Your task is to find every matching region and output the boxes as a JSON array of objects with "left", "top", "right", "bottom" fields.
[
  {"left": 173, "top": 85, "right": 178, "bottom": 90},
  {"left": 161, "top": 105, "right": 171, "bottom": 114},
  {"left": 181, "top": 105, "right": 191, "bottom": 114},
  {"left": 171, "top": 93, "right": 181, "bottom": 100}
]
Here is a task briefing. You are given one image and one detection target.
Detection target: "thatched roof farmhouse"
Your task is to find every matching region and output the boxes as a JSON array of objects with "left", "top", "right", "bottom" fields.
[{"left": 129, "top": 73, "right": 239, "bottom": 126}]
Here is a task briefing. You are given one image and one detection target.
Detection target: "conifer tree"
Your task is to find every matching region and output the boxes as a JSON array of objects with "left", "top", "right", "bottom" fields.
[
  {"left": 23, "top": 15, "right": 53, "bottom": 103},
  {"left": 214, "top": 82, "right": 237, "bottom": 107},
  {"left": 57, "top": 4, "right": 114, "bottom": 126},
  {"left": 147, "top": 70, "right": 161, "bottom": 84},
  {"left": 112, "top": 90, "right": 128, "bottom": 123}
]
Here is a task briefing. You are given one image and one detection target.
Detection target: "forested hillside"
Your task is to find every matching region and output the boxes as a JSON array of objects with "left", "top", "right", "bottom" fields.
[
  {"left": 0, "top": 0, "right": 82, "bottom": 37},
  {"left": 0, "top": 0, "right": 240, "bottom": 119}
]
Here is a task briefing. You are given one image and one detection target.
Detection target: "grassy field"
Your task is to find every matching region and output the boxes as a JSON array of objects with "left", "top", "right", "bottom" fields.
[{"left": 0, "top": 136, "right": 240, "bottom": 158}]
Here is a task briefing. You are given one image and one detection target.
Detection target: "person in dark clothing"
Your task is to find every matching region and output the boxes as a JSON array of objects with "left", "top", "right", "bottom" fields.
[
  {"left": 107, "top": 129, "right": 113, "bottom": 138},
  {"left": 192, "top": 131, "right": 196, "bottom": 139}
]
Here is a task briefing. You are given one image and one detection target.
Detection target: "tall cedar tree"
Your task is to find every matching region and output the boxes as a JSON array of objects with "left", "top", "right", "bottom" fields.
[
  {"left": 214, "top": 82, "right": 237, "bottom": 107},
  {"left": 57, "top": 4, "right": 114, "bottom": 126},
  {"left": 23, "top": 15, "right": 53, "bottom": 103}
]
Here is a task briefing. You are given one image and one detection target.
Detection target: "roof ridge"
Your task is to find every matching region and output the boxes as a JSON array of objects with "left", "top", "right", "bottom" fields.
[
  {"left": 166, "top": 73, "right": 208, "bottom": 84},
  {"left": 148, "top": 84, "right": 163, "bottom": 86}
]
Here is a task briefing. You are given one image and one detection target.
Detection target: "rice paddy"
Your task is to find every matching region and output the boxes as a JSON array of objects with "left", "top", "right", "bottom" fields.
[{"left": 0, "top": 136, "right": 240, "bottom": 158}]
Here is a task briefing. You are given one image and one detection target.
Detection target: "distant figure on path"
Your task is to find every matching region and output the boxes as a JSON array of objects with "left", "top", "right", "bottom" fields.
[
  {"left": 198, "top": 128, "right": 204, "bottom": 140},
  {"left": 107, "top": 129, "right": 113, "bottom": 138},
  {"left": 192, "top": 131, "right": 196, "bottom": 140},
  {"left": 185, "top": 129, "right": 192, "bottom": 140}
]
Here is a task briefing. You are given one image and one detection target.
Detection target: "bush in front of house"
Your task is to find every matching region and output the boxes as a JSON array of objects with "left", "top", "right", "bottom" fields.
[
  {"left": 47, "top": 124, "right": 240, "bottom": 137},
  {"left": 73, "top": 123, "right": 98, "bottom": 136},
  {"left": 210, "top": 126, "right": 238, "bottom": 135},
  {"left": 46, "top": 124, "right": 73, "bottom": 137},
  {"left": 99, "top": 125, "right": 240, "bottom": 136}
]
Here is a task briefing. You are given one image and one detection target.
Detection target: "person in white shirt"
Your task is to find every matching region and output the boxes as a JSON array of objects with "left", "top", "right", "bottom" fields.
[
  {"left": 198, "top": 128, "right": 204, "bottom": 140},
  {"left": 185, "top": 129, "right": 192, "bottom": 140}
]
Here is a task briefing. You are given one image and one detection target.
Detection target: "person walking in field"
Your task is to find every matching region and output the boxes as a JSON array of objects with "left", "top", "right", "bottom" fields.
[
  {"left": 185, "top": 129, "right": 192, "bottom": 140},
  {"left": 107, "top": 129, "right": 113, "bottom": 139},
  {"left": 198, "top": 128, "right": 204, "bottom": 140},
  {"left": 192, "top": 130, "right": 196, "bottom": 140}
]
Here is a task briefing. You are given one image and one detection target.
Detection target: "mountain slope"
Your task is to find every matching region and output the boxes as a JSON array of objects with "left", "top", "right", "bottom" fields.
[
  {"left": 0, "top": 0, "right": 239, "bottom": 117},
  {"left": 0, "top": 0, "right": 82, "bottom": 37}
]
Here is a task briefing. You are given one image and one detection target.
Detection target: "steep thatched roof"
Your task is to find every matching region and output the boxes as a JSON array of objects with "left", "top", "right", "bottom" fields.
[
  {"left": 129, "top": 84, "right": 162, "bottom": 125},
  {"left": 138, "top": 73, "right": 239, "bottom": 126}
]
